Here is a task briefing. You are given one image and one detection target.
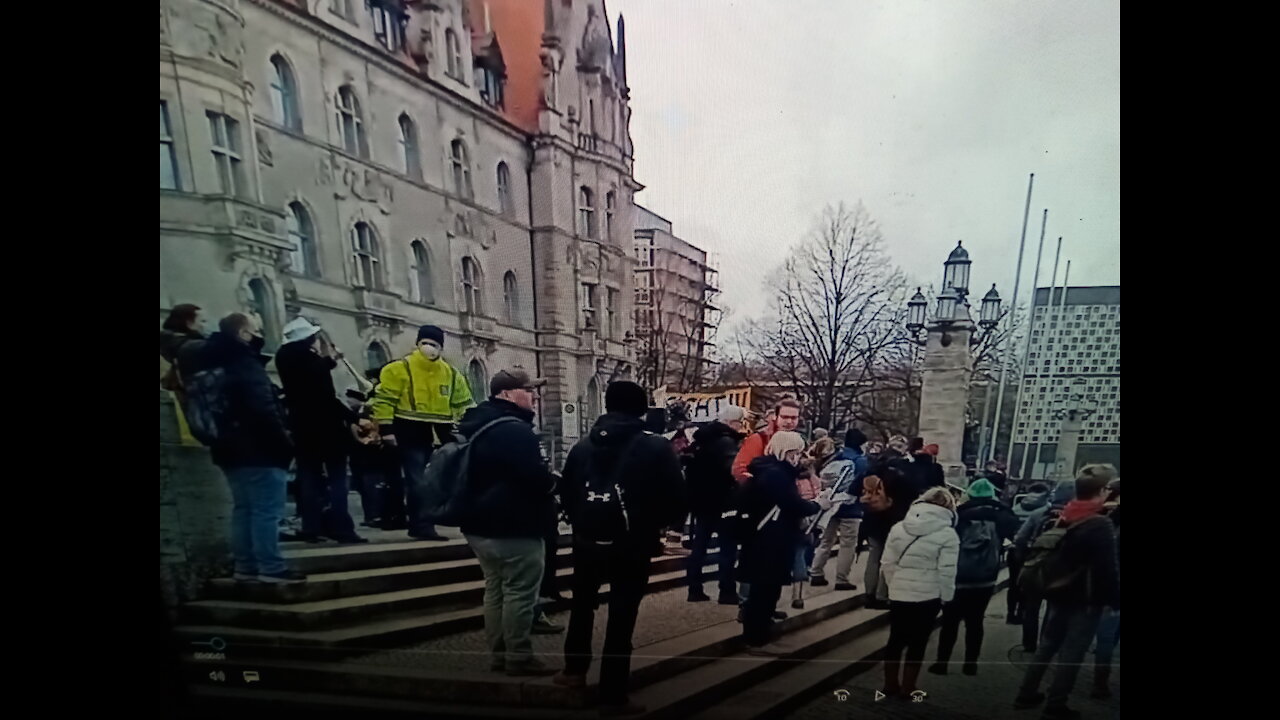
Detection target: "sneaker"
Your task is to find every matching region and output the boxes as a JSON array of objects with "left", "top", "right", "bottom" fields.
[
  {"left": 1041, "top": 706, "right": 1081, "bottom": 720},
  {"left": 599, "top": 701, "right": 647, "bottom": 717},
  {"left": 552, "top": 671, "right": 587, "bottom": 689},
  {"left": 297, "top": 533, "right": 326, "bottom": 544},
  {"left": 258, "top": 570, "right": 307, "bottom": 584},
  {"left": 810, "top": 576, "right": 829, "bottom": 587},
  {"left": 962, "top": 662, "right": 978, "bottom": 676},
  {"left": 688, "top": 590, "right": 712, "bottom": 603},
  {"left": 717, "top": 593, "right": 740, "bottom": 606},
  {"left": 791, "top": 598, "right": 804, "bottom": 610},
  {"left": 326, "top": 534, "right": 369, "bottom": 544},
  {"left": 928, "top": 662, "right": 947, "bottom": 675},
  {"left": 532, "top": 613, "right": 564, "bottom": 635},
  {"left": 506, "top": 658, "right": 558, "bottom": 677},
  {"left": 833, "top": 582, "right": 857, "bottom": 591},
  {"left": 1014, "top": 692, "right": 1046, "bottom": 709}
]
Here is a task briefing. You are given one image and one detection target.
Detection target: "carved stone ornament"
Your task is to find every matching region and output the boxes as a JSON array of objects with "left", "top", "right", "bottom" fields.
[
  {"left": 577, "top": 6, "right": 610, "bottom": 72},
  {"left": 335, "top": 162, "right": 394, "bottom": 214},
  {"left": 256, "top": 129, "right": 273, "bottom": 166},
  {"left": 316, "top": 156, "right": 334, "bottom": 186}
]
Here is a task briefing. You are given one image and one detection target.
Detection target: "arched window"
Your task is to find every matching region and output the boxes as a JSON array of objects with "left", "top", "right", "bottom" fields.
[
  {"left": 398, "top": 114, "right": 421, "bottom": 179},
  {"left": 467, "top": 358, "right": 486, "bottom": 399},
  {"left": 286, "top": 202, "right": 319, "bottom": 277},
  {"left": 585, "top": 377, "right": 601, "bottom": 425},
  {"left": 445, "top": 29, "right": 462, "bottom": 78},
  {"left": 503, "top": 271, "right": 519, "bottom": 325},
  {"left": 335, "top": 85, "right": 368, "bottom": 158},
  {"left": 496, "top": 162, "right": 512, "bottom": 215},
  {"left": 269, "top": 54, "right": 301, "bottom": 130},
  {"left": 247, "top": 278, "right": 280, "bottom": 352},
  {"left": 578, "top": 187, "right": 596, "bottom": 239},
  {"left": 351, "top": 222, "right": 382, "bottom": 289},
  {"left": 461, "top": 256, "right": 483, "bottom": 315},
  {"left": 605, "top": 191, "right": 616, "bottom": 242},
  {"left": 366, "top": 341, "right": 390, "bottom": 373},
  {"left": 410, "top": 240, "right": 433, "bottom": 304},
  {"left": 451, "top": 140, "right": 472, "bottom": 198}
]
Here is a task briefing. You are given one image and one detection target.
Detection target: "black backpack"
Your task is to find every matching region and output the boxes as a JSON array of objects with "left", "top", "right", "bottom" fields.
[
  {"left": 575, "top": 433, "right": 646, "bottom": 543},
  {"left": 412, "top": 416, "right": 520, "bottom": 527},
  {"left": 182, "top": 364, "right": 229, "bottom": 447},
  {"left": 955, "top": 518, "right": 1000, "bottom": 584}
]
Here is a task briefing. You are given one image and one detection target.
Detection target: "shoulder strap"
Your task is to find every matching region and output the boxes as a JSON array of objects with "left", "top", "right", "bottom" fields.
[
  {"left": 896, "top": 534, "right": 924, "bottom": 564},
  {"left": 467, "top": 415, "right": 521, "bottom": 442},
  {"left": 402, "top": 358, "right": 416, "bottom": 411}
]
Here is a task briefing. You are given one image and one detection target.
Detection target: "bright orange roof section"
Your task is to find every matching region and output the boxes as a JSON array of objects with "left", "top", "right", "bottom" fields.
[{"left": 471, "top": 0, "right": 546, "bottom": 134}]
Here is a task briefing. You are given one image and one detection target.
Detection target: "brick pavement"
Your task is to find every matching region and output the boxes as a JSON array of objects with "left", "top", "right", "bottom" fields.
[{"left": 785, "top": 588, "right": 1121, "bottom": 720}]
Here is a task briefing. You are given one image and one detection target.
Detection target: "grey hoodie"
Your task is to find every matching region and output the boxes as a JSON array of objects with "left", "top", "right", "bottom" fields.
[
  {"left": 1014, "top": 479, "right": 1076, "bottom": 549},
  {"left": 882, "top": 501, "right": 960, "bottom": 603}
]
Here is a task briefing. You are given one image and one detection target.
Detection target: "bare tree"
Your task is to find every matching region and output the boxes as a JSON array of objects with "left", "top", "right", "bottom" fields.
[
  {"left": 634, "top": 249, "right": 721, "bottom": 393},
  {"left": 744, "top": 203, "right": 914, "bottom": 430}
]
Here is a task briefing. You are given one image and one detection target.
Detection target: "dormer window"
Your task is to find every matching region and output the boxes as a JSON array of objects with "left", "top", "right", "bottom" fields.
[{"left": 371, "top": 1, "right": 407, "bottom": 54}]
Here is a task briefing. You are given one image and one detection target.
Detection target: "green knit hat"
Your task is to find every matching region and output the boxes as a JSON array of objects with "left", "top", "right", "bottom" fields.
[{"left": 966, "top": 478, "right": 997, "bottom": 499}]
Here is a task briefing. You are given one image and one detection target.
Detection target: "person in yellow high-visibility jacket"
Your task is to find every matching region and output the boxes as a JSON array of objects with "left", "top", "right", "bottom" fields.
[{"left": 371, "top": 324, "right": 475, "bottom": 540}]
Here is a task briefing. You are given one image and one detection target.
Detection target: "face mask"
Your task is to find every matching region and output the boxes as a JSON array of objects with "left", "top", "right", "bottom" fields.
[{"left": 419, "top": 344, "right": 441, "bottom": 361}]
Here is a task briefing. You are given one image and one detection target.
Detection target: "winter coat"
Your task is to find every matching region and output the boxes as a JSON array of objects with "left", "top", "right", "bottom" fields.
[
  {"left": 953, "top": 497, "right": 1021, "bottom": 588},
  {"left": 200, "top": 332, "right": 293, "bottom": 470},
  {"left": 159, "top": 328, "right": 206, "bottom": 390},
  {"left": 860, "top": 463, "right": 916, "bottom": 543},
  {"left": 731, "top": 429, "right": 774, "bottom": 482},
  {"left": 832, "top": 446, "right": 869, "bottom": 519},
  {"left": 902, "top": 454, "right": 946, "bottom": 499},
  {"left": 1013, "top": 480, "right": 1077, "bottom": 551},
  {"left": 1052, "top": 506, "right": 1121, "bottom": 610},
  {"left": 882, "top": 501, "right": 959, "bottom": 603},
  {"left": 274, "top": 340, "right": 357, "bottom": 452},
  {"left": 1012, "top": 489, "right": 1050, "bottom": 521},
  {"left": 457, "top": 398, "right": 558, "bottom": 539},
  {"left": 371, "top": 352, "right": 475, "bottom": 430},
  {"left": 559, "top": 412, "right": 687, "bottom": 555},
  {"left": 684, "top": 421, "right": 743, "bottom": 516},
  {"left": 736, "top": 456, "right": 822, "bottom": 586}
]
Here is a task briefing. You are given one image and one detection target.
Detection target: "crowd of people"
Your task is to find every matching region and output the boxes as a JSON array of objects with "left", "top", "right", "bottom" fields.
[{"left": 160, "top": 306, "right": 1119, "bottom": 719}]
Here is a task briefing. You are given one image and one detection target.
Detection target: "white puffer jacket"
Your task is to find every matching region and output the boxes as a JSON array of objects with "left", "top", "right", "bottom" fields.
[{"left": 882, "top": 501, "right": 959, "bottom": 603}]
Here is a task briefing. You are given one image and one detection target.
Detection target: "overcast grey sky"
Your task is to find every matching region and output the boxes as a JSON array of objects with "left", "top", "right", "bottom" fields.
[{"left": 606, "top": 0, "right": 1120, "bottom": 325}]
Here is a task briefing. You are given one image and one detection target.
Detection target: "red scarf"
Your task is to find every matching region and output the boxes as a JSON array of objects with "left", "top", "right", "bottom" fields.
[{"left": 1060, "top": 497, "right": 1105, "bottom": 525}]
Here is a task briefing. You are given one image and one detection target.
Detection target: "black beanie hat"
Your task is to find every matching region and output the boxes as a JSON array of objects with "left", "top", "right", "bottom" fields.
[
  {"left": 845, "top": 428, "right": 867, "bottom": 448},
  {"left": 417, "top": 325, "right": 445, "bottom": 346},
  {"left": 605, "top": 381, "right": 648, "bottom": 417}
]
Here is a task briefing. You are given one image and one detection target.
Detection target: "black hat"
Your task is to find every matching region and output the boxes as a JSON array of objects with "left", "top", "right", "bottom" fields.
[
  {"left": 605, "top": 381, "right": 649, "bottom": 417},
  {"left": 490, "top": 368, "right": 547, "bottom": 396},
  {"left": 417, "top": 325, "right": 445, "bottom": 345},
  {"left": 845, "top": 428, "right": 867, "bottom": 448}
]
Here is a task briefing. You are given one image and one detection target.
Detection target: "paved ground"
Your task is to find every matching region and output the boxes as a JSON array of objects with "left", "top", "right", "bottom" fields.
[{"left": 786, "top": 588, "right": 1121, "bottom": 720}]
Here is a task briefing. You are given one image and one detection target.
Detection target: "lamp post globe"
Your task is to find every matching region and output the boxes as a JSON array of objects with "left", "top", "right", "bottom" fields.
[
  {"left": 943, "top": 241, "right": 972, "bottom": 298},
  {"left": 979, "top": 284, "right": 1001, "bottom": 330}
]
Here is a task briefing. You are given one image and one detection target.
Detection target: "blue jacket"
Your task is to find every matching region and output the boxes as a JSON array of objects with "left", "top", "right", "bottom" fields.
[{"left": 833, "top": 446, "right": 870, "bottom": 519}]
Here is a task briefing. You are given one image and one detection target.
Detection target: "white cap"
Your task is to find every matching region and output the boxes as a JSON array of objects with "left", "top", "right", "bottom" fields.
[
  {"left": 282, "top": 317, "right": 322, "bottom": 344},
  {"left": 718, "top": 405, "right": 746, "bottom": 423}
]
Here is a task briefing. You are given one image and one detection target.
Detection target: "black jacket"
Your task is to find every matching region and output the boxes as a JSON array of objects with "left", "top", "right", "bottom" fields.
[
  {"left": 860, "top": 461, "right": 916, "bottom": 543},
  {"left": 274, "top": 340, "right": 356, "bottom": 449},
  {"left": 902, "top": 454, "right": 945, "bottom": 499},
  {"left": 201, "top": 332, "right": 293, "bottom": 470},
  {"left": 736, "top": 456, "right": 821, "bottom": 586},
  {"left": 559, "top": 412, "right": 686, "bottom": 553},
  {"left": 457, "top": 398, "right": 558, "bottom": 539},
  {"left": 160, "top": 328, "right": 206, "bottom": 383},
  {"left": 684, "top": 421, "right": 743, "bottom": 516},
  {"left": 1058, "top": 512, "right": 1121, "bottom": 610}
]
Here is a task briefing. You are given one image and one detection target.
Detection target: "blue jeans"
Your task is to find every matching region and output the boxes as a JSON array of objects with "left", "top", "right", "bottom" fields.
[
  {"left": 793, "top": 541, "right": 816, "bottom": 582},
  {"left": 296, "top": 450, "right": 355, "bottom": 537},
  {"left": 1094, "top": 608, "right": 1121, "bottom": 668},
  {"left": 224, "top": 466, "right": 289, "bottom": 576},
  {"left": 399, "top": 438, "right": 440, "bottom": 538},
  {"left": 687, "top": 512, "right": 737, "bottom": 597}
]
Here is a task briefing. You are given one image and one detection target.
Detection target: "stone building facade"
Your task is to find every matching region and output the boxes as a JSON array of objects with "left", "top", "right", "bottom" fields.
[
  {"left": 160, "top": 0, "right": 640, "bottom": 461},
  {"left": 632, "top": 205, "right": 720, "bottom": 394},
  {"left": 1009, "top": 285, "right": 1121, "bottom": 478}
]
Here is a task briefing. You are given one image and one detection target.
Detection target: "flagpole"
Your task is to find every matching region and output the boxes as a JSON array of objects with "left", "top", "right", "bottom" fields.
[
  {"left": 1025, "top": 258, "right": 1071, "bottom": 481},
  {"left": 986, "top": 173, "right": 1034, "bottom": 466},
  {"left": 1004, "top": 216, "right": 1047, "bottom": 478},
  {"left": 1019, "top": 236, "right": 1063, "bottom": 480}
]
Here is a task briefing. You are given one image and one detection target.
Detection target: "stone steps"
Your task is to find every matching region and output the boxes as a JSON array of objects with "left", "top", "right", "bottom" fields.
[
  {"left": 176, "top": 560, "right": 722, "bottom": 657},
  {"left": 276, "top": 534, "right": 572, "bottom": 576},
  {"left": 179, "top": 589, "right": 881, "bottom": 717}
]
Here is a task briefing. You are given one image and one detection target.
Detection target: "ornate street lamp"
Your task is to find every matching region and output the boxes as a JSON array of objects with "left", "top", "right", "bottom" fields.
[
  {"left": 979, "top": 284, "right": 1001, "bottom": 330},
  {"left": 936, "top": 286, "right": 958, "bottom": 323},
  {"left": 943, "top": 241, "right": 972, "bottom": 299},
  {"left": 907, "top": 288, "right": 928, "bottom": 333}
]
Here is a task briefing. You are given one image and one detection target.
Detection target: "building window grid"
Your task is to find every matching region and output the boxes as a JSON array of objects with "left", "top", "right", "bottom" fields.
[
  {"left": 351, "top": 222, "right": 383, "bottom": 290},
  {"left": 411, "top": 240, "right": 432, "bottom": 304},
  {"left": 496, "top": 162, "right": 512, "bottom": 215},
  {"left": 206, "top": 111, "right": 244, "bottom": 197},
  {"left": 335, "top": 86, "right": 368, "bottom": 158},
  {"left": 450, "top": 140, "right": 472, "bottom": 198},
  {"left": 269, "top": 55, "right": 302, "bottom": 130},
  {"left": 160, "top": 101, "right": 180, "bottom": 190},
  {"left": 578, "top": 187, "right": 597, "bottom": 239},
  {"left": 461, "top": 257, "right": 483, "bottom": 315}
]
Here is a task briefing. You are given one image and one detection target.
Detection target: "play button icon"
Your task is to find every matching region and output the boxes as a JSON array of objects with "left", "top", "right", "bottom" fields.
[{"left": 874, "top": 691, "right": 886, "bottom": 702}]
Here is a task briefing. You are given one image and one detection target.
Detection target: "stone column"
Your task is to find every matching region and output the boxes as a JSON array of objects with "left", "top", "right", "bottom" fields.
[
  {"left": 160, "top": 389, "right": 232, "bottom": 613},
  {"left": 917, "top": 321, "right": 974, "bottom": 486},
  {"left": 1051, "top": 410, "right": 1086, "bottom": 483}
]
